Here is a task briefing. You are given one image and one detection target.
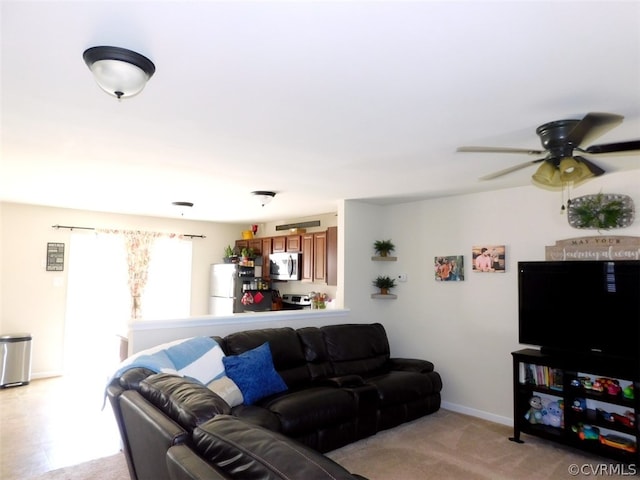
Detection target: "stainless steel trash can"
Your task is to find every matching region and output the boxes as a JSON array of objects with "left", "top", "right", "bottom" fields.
[{"left": 0, "top": 333, "right": 32, "bottom": 388}]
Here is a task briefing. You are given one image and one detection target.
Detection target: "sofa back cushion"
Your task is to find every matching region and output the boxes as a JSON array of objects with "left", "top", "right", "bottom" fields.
[
  {"left": 139, "top": 373, "right": 231, "bottom": 432},
  {"left": 192, "top": 415, "right": 360, "bottom": 480},
  {"left": 223, "top": 328, "right": 310, "bottom": 388},
  {"left": 321, "top": 323, "right": 390, "bottom": 377},
  {"left": 297, "top": 327, "right": 334, "bottom": 380}
]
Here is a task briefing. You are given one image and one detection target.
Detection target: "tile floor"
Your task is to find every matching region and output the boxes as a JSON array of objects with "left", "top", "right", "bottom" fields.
[{"left": 0, "top": 375, "right": 122, "bottom": 479}]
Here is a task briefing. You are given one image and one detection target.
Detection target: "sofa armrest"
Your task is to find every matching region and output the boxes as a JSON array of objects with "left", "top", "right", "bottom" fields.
[
  {"left": 118, "top": 367, "right": 156, "bottom": 390},
  {"left": 139, "top": 373, "right": 231, "bottom": 432},
  {"left": 120, "top": 390, "right": 189, "bottom": 480},
  {"left": 167, "top": 444, "right": 229, "bottom": 480},
  {"left": 192, "top": 415, "right": 366, "bottom": 479},
  {"left": 388, "top": 358, "right": 435, "bottom": 373},
  {"left": 318, "top": 374, "right": 365, "bottom": 388}
]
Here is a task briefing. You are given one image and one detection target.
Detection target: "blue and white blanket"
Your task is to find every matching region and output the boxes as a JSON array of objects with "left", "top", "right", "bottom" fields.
[{"left": 111, "top": 336, "right": 226, "bottom": 385}]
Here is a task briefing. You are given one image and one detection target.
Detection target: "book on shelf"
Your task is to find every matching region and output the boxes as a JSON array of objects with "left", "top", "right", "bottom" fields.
[{"left": 520, "top": 363, "right": 563, "bottom": 391}]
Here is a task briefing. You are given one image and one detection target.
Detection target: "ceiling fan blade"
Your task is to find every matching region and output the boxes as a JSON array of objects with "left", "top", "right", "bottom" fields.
[
  {"left": 566, "top": 112, "right": 624, "bottom": 147},
  {"left": 584, "top": 140, "right": 640, "bottom": 154},
  {"left": 479, "top": 158, "right": 546, "bottom": 180},
  {"left": 457, "top": 146, "right": 544, "bottom": 155},
  {"left": 574, "top": 156, "right": 605, "bottom": 177}
]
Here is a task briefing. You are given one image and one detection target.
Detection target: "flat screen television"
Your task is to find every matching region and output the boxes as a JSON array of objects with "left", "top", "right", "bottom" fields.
[{"left": 518, "top": 260, "right": 640, "bottom": 360}]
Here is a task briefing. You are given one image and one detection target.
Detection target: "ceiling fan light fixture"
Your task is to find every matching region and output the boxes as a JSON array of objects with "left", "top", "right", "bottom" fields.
[
  {"left": 532, "top": 161, "right": 560, "bottom": 187},
  {"left": 252, "top": 191, "right": 276, "bottom": 207},
  {"left": 572, "top": 161, "right": 595, "bottom": 185},
  {"left": 83, "top": 46, "right": 155, "bottom": 99},
  {"left": 558, "top": 157, "right": 582, "bottom": 182},
  {"left": 461, "top": 112, "right": 640, "bottom": 187}
]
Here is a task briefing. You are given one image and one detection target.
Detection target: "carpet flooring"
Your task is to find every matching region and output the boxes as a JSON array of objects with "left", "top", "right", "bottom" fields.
[
  {"left": 30, "top": 409, "right": 633, "bottom": 480},
  {"left": 27, "top": 453, "right": 129, "bottom": 480},
  {"left": 326, "top": 410, "right": 633, "bottom": 479}
]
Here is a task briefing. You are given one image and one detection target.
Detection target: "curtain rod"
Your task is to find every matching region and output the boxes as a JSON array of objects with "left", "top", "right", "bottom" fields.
[{"left": 51, "top": 224, "right": 206, "bottom": 239}]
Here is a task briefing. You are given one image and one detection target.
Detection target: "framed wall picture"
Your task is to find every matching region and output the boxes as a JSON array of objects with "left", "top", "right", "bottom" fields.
[
  {"left": 434, "top": 255, "right": 464, "bottom": 281},
  {"left": 472, "top": 245, "right": 505, "bottom": 272}
]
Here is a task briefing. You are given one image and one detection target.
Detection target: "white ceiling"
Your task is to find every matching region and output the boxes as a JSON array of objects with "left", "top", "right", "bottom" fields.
[{"left": 2, "top": 1, "right": 639, "bottom": 223}]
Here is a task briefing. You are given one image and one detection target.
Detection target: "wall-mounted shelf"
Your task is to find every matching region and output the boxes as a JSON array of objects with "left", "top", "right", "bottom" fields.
[
  {"left": 371, "top": 293, "right": 398, "bottom": 299},
  {"left": 371, "top": 256, "right": 397, "bottom": 261}
]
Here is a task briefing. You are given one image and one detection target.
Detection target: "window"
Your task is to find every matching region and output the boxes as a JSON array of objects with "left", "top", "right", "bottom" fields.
[{"left": 64, "top": 232, "right": 192, "bottom": 376}]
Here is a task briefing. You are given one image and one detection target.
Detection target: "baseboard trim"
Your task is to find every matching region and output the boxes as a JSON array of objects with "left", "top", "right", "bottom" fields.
[
  {"left": 441, "top": 401, "right": 512, "bottom": 427},
  {"left": 30, "top": 371, "right": 63, "bottom": 380}
]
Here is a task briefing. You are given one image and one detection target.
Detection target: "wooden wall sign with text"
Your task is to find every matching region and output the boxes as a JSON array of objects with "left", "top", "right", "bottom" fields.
[
  {"left": 46, "top": 242, "right": 65, "bottom": 271},
  {"left": 545, "top": 236, "right": 640, "bottom": 261}
]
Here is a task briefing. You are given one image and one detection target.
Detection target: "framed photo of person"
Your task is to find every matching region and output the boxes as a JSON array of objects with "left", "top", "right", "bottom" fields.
[
  {"left": 434, "top": 255, "right": 464, "bottom": 281},
  {"left": 472, "top": 245, "right": 505, "bottom": 272}
]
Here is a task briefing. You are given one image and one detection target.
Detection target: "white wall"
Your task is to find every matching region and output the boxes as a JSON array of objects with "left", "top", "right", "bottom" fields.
[
  {"left": 342, "top": 170, "right": 640, "bottom": 424},
  {"left": 0, "top": 202, "right": 243, "bottom": 378}
]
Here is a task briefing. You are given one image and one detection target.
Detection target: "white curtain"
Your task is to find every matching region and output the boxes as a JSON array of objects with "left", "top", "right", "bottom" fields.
[{"left": 64, "top": 231, "right": 193, "bottom": 377}]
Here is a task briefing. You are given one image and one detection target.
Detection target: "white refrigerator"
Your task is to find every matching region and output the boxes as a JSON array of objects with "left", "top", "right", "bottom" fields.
[
  {"left": 208, "top": 263, "right": 270, "bottom": 315},
  {"left": 208, "top": 263, "right": 238, "bottom": 315}
]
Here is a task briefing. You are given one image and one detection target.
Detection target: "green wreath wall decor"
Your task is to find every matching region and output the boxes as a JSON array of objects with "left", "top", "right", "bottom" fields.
[{"left": 567, "top": 193, "right": 635, "bottom": 230}]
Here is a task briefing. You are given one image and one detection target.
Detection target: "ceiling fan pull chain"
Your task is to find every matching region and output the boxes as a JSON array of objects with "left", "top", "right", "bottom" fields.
[{"left": 560, "top": 183, "right": 572, "bottom": 213}]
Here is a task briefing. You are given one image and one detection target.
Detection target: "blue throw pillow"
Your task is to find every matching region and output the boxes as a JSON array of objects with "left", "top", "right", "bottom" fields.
[{"left": 222, "top": 342, "right": 287, "bottom": 405}]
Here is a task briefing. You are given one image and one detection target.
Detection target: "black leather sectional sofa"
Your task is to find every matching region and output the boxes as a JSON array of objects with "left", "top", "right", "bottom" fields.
[{"left": 107, "top": 323, "right": 443, "bottom": 480}]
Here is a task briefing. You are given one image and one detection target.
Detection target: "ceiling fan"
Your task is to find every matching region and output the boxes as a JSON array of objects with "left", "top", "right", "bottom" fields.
[{"left": 457, "top": 112, "right": 640, "bottom": 188}]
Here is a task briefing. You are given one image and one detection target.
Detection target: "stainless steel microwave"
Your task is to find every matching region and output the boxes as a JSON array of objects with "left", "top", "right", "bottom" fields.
[{"left": 269, "top": 252, "right": 302, "bottom": 280}]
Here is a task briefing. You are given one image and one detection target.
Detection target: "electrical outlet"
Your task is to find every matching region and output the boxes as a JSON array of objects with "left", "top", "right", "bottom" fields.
[{"left": 397, "top": 273, "right": 408, "bottom": 282}]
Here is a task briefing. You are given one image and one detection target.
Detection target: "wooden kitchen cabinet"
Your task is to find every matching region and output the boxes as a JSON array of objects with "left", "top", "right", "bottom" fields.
[
  {"left": 272, "top": 234, "right": 301, "bottom": 252},
  {"left": 301, "top": 233, "right": 314, "bottom": 282},
  {"left": 286, "top": 235, "right": 302, "bottom": 252},
  {"left": 272, "top": 236, "right": 286, "bottom": 253},
  {"left": 301, "top": 230, "right": 331, "bottom": 283},
  {"left": 234, "top": 239, "right": 263, "bottom": 254},
  {"left": 326, "top": 226, "right": 337, "bottom": 286},
  {"left": 236, "top": 228, "right": 337, "bottom": 285},
  {"left": 249, "top": 239, "right": 262, "bottom": 253},
  {"left": 261, "top": 238, "right": 272, "bottom": 279},
  {"left": 313, "top": 231, "right": 327, "bottom": 282}
]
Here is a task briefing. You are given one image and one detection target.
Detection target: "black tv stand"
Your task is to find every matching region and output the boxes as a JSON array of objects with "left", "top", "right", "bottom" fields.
[{"left": 511, "top": 348, "right": 639, "bottom": 466}]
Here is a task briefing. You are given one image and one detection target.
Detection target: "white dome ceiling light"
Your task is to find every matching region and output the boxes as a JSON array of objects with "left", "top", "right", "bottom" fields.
[
  {"left": 83, "top": 46, "right": 156, "bottom": 99},
  {"left": 252, "top": 191, "right": 276, "bottom": 207}
]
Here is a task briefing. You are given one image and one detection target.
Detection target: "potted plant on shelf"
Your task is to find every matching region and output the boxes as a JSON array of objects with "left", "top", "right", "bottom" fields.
[
  {"left": 240, "top": 247, "right": 255, "bottom": 265},
  {"left": 373, "top": 239, "right": 395, "bottom": 257},
  {"left": 223, "top": 245, "right": 237, "bottom": 263},
  {"left": 373, "top": 275, "right": 396, "bottom": 295}
]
